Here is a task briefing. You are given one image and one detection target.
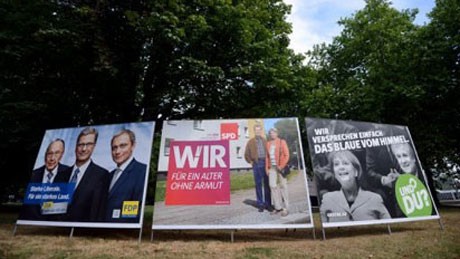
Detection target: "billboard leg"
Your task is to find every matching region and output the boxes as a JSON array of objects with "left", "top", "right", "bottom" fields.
[
  {"left": 438, "top": 219, "right": 445, "bottom": 231},
  {"left": 138, "top": 228, "right": 143, "bottom": 243},
  {"left": 12, "top": 224, "right": 18, "bottom": 236},
  {"left": 150, "top": 229, "right": 154, "bottom": 242},
  {"left": 69, "top": 227, "right": 74, "bottom": 239},
  {"left": 230, "top": 230, "right": 235, "bottom": 243},
  {"left": 387, "top": 225, "right": 392, "bottom": 235},
  {"left": 321, "top": 228, "right": 326, "bottom": 240}
]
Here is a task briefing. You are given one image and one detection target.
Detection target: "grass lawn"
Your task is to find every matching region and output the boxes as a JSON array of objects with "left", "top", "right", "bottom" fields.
[{"left": 1, "top": 206, "right": 459, "bottom": 258}]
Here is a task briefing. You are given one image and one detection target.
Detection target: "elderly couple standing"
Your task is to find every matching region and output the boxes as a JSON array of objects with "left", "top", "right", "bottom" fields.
[{"left": 244, "top": 125, "right": 290, "bottom": 217}]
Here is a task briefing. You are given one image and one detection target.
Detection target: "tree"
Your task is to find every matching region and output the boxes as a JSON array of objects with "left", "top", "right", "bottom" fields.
[
  {"left": 408, "top": 0, "right": 460, "bottom": 169},
  {"left": 305, "top": 0, "right": 459, "bottom": 194},
  {"left": 0, "top": 0, "right": 316, "bottom": 199},
  {"left": 0, "top": 0, "right": 148, "bottom": 197},
  {"left": 137, "top": 0, "right": 310, "bottom": 120},
  {"left": 307, "top": 0, "right": 420, "bottom": 122}
]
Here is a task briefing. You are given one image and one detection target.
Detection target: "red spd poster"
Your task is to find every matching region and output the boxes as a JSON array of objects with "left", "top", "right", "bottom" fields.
[{"left": 165, "top": 140, "right": 230, "bottom": 205}]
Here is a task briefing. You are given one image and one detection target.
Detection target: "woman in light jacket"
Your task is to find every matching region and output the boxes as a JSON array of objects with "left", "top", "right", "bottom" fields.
[
  {"left": 265, "top": 127, "right": 290, "bottom": 216},
  {"left": 320, "top": 150, "right": 391, "bottom": 222}
]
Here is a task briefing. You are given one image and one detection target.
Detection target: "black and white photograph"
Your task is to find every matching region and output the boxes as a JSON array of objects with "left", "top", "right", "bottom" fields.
[{"left": 305, "top": 117, "right": 440, "bottom": 227}]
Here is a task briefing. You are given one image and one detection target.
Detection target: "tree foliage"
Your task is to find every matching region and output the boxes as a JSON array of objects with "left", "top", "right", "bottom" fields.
[
  {"left": 306, "top": 0, "right": 459, "bottom": 171},
  {"left": 0, "top": 0, "right": 311, "bottom": 197},
  {"left": 0, "top": 0, "right": 458, "bottom": 198}
]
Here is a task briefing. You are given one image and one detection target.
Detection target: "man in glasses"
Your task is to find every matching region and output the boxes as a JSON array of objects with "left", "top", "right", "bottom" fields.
[
  {"left": 35, "top": 139, "right": 70, "bottom": 183},
  {"left": 19, "top": 139, "right": 70, "bottom": 220},
  {"left": 65, "top": 127, "right": 109, "bottom": 222}
]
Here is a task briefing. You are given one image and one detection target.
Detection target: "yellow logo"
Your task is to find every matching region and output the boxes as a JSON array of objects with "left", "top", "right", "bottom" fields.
[
  {"left": 41, "top": 201, "right": 54, "bottom": 209},
  {"left": 122, "top": 201, "right": 139, "bottom": 218}
]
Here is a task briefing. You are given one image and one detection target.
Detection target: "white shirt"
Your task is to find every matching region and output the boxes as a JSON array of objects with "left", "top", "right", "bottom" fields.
[
  {"left": 42, "top": 166, "right": 58, "bottom": 183},
  {"left": 69, "top": 159, "right": 91, "bottom": 188},
  {"left": 269, "top": 144, "right": 277, "bottom": 166}
]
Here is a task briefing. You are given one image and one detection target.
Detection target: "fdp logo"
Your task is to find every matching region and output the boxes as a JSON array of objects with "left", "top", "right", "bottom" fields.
[
  {"left": 220, "top": 123, "right": 238, "bottom": 140},
  {"left": 122, "top": 201, "right": 139, "bottom": 218}
]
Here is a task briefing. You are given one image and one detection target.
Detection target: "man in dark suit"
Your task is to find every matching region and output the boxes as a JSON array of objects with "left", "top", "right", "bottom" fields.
[
  {"left": 65, "top": 127, "right": 109, "bottom": 222},
  {"left": 19, "top": 139, "right": 70, "bottom": 220},
  {"left": 106, "top": 129, "right": 147, "bottom": 223},
  {"left": 364, "top": 125, "right": 408, "bottom": 218}
]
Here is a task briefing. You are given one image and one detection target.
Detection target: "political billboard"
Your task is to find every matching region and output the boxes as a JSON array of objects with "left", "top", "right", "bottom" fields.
[
  {"left": 153, "top": 118, "right": 314, "bottom": 230},
  {"left": 16, "top": 121, "right": 155, "bottom": 228},
  {"left": 305, "top": 117, "right": 440, "bottom": 228}
]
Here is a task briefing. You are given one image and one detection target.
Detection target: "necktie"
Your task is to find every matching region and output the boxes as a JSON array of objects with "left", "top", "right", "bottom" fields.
[
  {"left": 46, "top": 172, "right": 53, "bottom": 183},
  {"left": 109, "top": 168, "right": 122, "bottom": 191},
  {"left": 70, "top": 168, "right": 80, "bottom": 186}
]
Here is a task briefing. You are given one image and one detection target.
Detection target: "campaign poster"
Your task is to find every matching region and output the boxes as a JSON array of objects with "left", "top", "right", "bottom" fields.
[
  {"left": 16, "top": 121, "right": 155, "bottom": 228},
  {"left": 152, "top": 118, "right": 314, "bottom": 230},
  {"left": 305, "top": 117, "right": 440, "bottom": 228}
]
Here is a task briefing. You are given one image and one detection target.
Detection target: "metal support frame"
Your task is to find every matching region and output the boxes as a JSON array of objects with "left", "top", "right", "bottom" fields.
[
  {"left": 69, "top": 227, "right": 75, "bottom": 238},
  {"left": 138, "top": 228, "right": 143, "bottom": 243},
  {"left": 438, "top": 219, "right": 445, "bottom": 231},
  {"left": 12, "top": 224, "right": 18, "bottom": 236},
  {"left": 230, "top": 230, "right": 235, "bottom": 243}
]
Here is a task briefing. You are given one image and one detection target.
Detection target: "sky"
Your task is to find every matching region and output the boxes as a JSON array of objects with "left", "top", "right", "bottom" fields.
[{"left": 284, "top": 0, "right": 436, "bottom": 54}]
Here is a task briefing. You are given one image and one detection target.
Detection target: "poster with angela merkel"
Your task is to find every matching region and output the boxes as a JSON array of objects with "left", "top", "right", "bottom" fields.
[
  {"left": 152, "top": 118, "right": 314, "bottom": 230},
  {"left": 305, "top": 117, "right": 440, "bottom": 228}
]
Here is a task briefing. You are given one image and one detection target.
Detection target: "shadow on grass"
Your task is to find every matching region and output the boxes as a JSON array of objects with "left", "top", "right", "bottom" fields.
[
  {"left": 150, "top": 228, "right": 316, "bottom": 243},
  {"left": 318, "top": 224, "right": 428, "bottom": 240}
]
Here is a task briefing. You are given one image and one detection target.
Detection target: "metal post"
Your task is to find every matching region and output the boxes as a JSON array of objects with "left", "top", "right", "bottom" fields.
[
  {"left": 138, "top": 228, "right": 143, "bottom": 243},
  {"left": 69, "top": 227, "right": 74, "bottom": 238},
  {"left": 387, "top": 224, "right": 392, "bottom": 235},
  {"left": 321, "top": 228, "right": 326, "bottom": 240},
  {"left": 150, "top": 229, "right": 154, "bottom": 242},
  {"left": 12, "top": 224, "right": 18, "bottom": 236},
  {"left": 312, "top": 228, "right": 316, "bottom": 240},
  {"left": 230, "top": 230, "right": 235, "bottom": 243},
  {"left": 438, "top": 219, "right": 445, "bottom": 231}
]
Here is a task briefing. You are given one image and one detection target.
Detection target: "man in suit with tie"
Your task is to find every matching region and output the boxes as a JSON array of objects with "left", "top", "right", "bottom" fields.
[
  {"left": 106, "top": 129, "right": 147, "bottom": 223},
  {"left": 19, "top": 139, "right": 70, "bottom": 220},
  {"left": 65, "top": 127, "right": 109, "bottom": 222}
]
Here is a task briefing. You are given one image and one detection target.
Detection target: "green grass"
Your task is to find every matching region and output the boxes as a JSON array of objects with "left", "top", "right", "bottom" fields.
[
  {"left": 240, "top": 247, "right": 275, "bottom": 259},
  {"left": 154, "top": 180, "right": 166, "bottom": 202},
  {"left": 230, "top": 170, "right": 256, "bottom": 192},
  {"left": 143, "top": 205, "right": 154, "bottom": 225},
  {"left": 2, "top": 208, "right": 460, "bottom": 258}
]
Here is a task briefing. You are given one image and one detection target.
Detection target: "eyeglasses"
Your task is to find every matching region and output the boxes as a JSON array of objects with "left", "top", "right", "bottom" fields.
[
  {"left": 77, "top": 142, "right": 95, "bottom": 148},
  {"left": 46, "top": 151, "right": 63, "bottom": 157}
]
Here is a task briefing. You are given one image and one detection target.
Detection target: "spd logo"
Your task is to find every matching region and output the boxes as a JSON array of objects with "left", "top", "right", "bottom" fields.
[
  {"left": 121, "top": 201, "right": 139, "bottom": 218},
  {"left": 220, "top": 123, "right": 238, "bottom": 140}
]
